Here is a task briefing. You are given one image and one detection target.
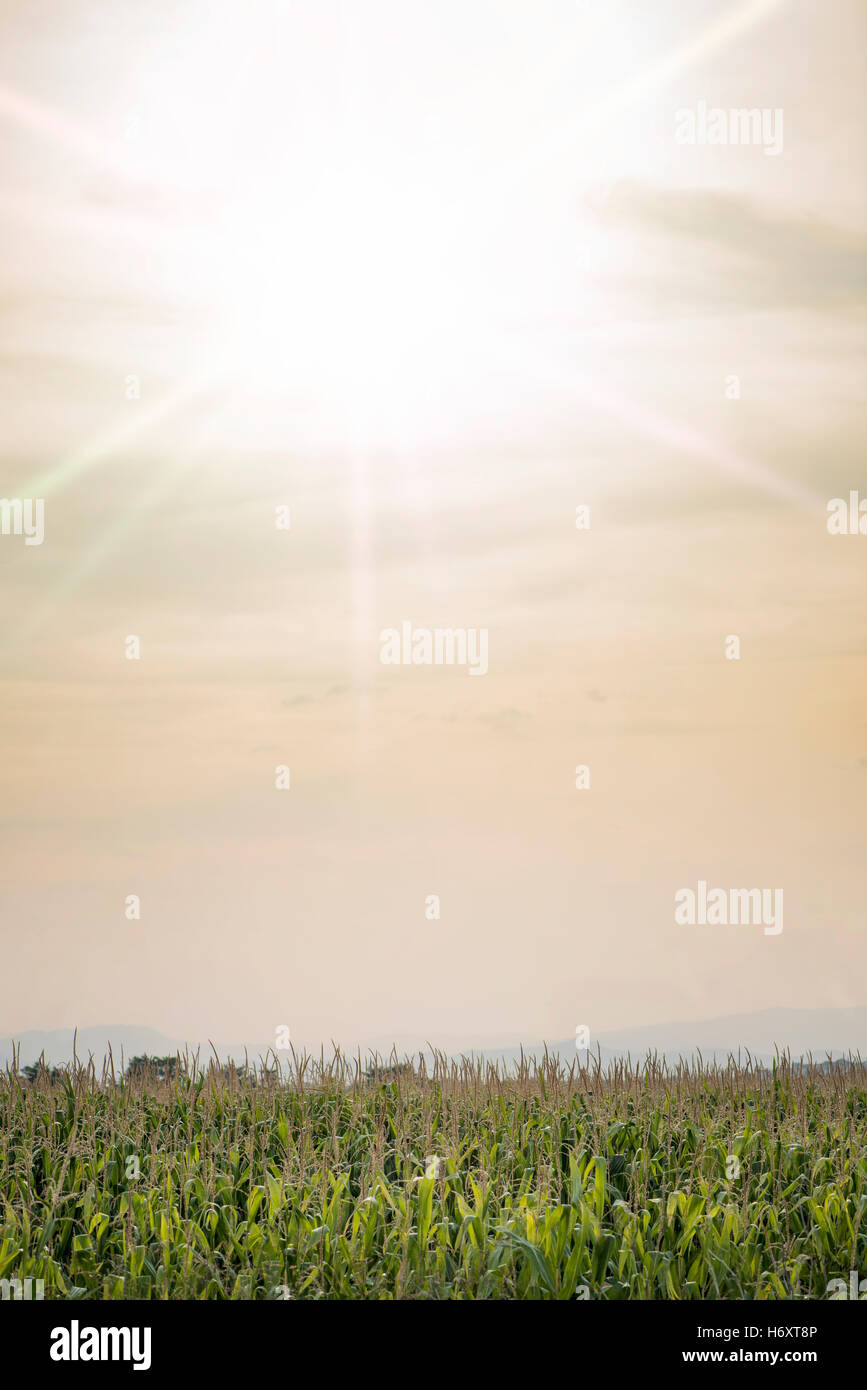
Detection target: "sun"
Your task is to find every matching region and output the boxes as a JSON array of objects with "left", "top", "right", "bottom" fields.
[{"left": 200, "top": 163, "right": 485, "bottom": 443}]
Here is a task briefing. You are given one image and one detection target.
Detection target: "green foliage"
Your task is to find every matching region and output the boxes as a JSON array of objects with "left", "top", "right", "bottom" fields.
[{"left": 1, "top": 1054, "right": 865, "bottom": 1299}]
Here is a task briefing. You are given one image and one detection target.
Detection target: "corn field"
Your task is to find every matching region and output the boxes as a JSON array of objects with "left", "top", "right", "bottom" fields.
[{"left": 1, "top": 1051, "right": 865, "bottom": 1300}]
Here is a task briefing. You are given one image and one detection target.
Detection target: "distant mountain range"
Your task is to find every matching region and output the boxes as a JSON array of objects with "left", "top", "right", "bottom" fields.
[
  {"left": 0, "top": 1026, "right": 254, "bottom": 1071},
  {"left": 1, "top": 1006, "right": 866, "bottom": 1071},
  {"left": 484, "top": 1006, "right": 867, "bottom": 1068}
]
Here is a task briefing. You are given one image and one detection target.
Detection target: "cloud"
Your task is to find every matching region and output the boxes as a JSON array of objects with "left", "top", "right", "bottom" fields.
[
  {"left": 476, "top": 708, "right": 532, "bottom": 736},
  {"left": 279, "top": 685, "right": 351, "bottom": 710},
  {"left": 80, "top": 174, "right": 222, "bottom": 228},
  {"left": 595, "top": 182, "right": 867, "bottom": 312}
]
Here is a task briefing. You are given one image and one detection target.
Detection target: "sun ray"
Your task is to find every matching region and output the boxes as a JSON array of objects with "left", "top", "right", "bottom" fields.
[
  {"left": 488, "top": 326, "right": 821, "bottom": 512},
  {"left": 15, "top": 392, "right": 238, "bottom": 643}
]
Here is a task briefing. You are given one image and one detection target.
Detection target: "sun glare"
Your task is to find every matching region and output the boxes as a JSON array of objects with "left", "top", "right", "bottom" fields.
[
  {"left": 201, "top": 164, "right": 489, "bottom": 442},
  {"left": 8, "top": 0, "right": 785, "bottom": 450}
]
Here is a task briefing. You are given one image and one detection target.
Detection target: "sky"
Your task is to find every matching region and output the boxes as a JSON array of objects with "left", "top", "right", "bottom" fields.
[{"left": 0, "top": 0, "right": 865, "bottom": 1053}]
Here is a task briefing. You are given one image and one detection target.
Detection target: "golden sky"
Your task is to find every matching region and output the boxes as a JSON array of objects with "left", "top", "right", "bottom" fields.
[{"left": 1, "top": 0, "right": 866, "bottom": 1051}]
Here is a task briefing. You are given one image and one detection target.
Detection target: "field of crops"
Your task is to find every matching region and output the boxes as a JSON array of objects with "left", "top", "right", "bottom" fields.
[{"left": 1, "top": 1052, "right": 865, "bottom": 1300}]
